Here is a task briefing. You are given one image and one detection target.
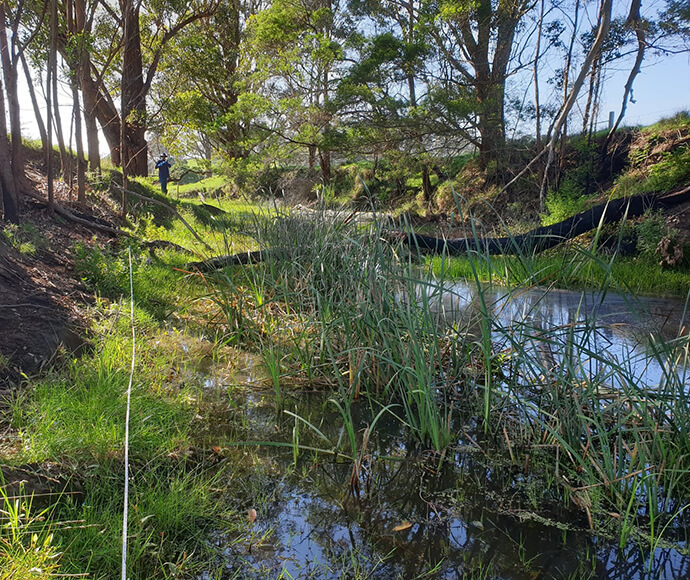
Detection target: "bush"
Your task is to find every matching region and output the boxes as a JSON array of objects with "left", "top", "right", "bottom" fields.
[
  {"left": 636, "top": 210, "right": 686, "bottom": 268},
  {"left": 636, "top": 210, "right": 669, "bottom": 255},
  {"left": 73, "top": 242, "right": 130, "bottom": 298},
  {"left": 541, "top": 179, "right": 589, "bottom": 226}
]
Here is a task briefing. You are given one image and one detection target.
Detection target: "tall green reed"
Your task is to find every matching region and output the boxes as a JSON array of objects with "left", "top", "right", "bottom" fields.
[{"left": 203, "top": 193, "right": 690, "bottom": 548}]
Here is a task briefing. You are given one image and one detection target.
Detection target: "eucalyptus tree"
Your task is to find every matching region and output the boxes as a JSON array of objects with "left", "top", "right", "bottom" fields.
[
  {"left": 421, "top": 0, "right": 534, "bottom": 171},
  {"left": 46, "top": 0, "right": 219, "bottom": 176},
  {"left": 0, "top": 0, "right": 47, "bottom": 222},
  {"left": 0, "top": 0, "right": 29, "bottom": 194},
  {"left": 342, "top": 0, "right": 442, "bottom": 201},
  {"left": 152, "top": 0, "right": 263, "bottom": 160},
  {"left": 247, "top": 0, "right": 355, "bottom": 183}
]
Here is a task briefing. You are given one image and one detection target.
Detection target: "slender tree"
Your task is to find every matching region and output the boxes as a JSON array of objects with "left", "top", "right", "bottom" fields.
[
  {"left": 540, "top": 0, "right": 613, "bottom": 203},
  {"left": 0, "top": 71, "right": 18, "bottom": 222},
  {"left": 0, "top": 0, "right": 30, "bottom": 194},
  {"left": 248, "top": 0, "right": 352, "bottom": 183}
]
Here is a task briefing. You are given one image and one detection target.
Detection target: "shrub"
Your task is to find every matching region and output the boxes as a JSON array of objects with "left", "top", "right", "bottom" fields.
[
  {"left": 636, "top": 210, "right": 686, "bottom": 267},
  {"left": 541, "top": 179, "right": 589, "bottom": 226}
]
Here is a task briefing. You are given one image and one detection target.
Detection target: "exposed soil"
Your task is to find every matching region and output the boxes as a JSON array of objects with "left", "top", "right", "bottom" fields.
[{"left": 0, "top": 173, "right": 120, "bottom": 387}]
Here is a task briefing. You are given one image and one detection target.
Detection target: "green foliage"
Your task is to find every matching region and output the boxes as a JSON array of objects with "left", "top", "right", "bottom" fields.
[
  {"left": 74, "top": 242, "right": 130, "bottom": 298},
  {"left": 53, "top": 464, "right": 227, "bottom": 579},
  {"left": 618, "top": 116, "right": 690, "bottom": 197},
  {"left": 646, "top": 145, "right": 690, "bottom": 192},
  {"left": 541, "top": 179, "right": 589, "bottom": 226},
  {"left": 0, "top": 223, "right": 47, "bottom": 256},
  {"left": 641, "top": 111, "right": 690, "bottom": 136},
  {"left": 73, "top": 242, "right": 188, "bottom": 321},
  {"left": 5, "top": 305, "right": 240, "bottom": 578},
  {"left": 437, "top": 246, "right": 690, "bottom": 296},
  {"left": 635, "top": 210, "right": 686, "bottom": 268},
  {"left": 0, "top": 484, "right": 60, "bottom": 580},
  {"left": 636, "top": 210, "right": 670, "bottom": 255}
]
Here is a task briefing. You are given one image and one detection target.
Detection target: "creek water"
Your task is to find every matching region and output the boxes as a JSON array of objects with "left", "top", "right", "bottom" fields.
[
  {"left": 199, "top": 284, "right": 689, "bottom": 579},
  {"left": 436, "top": 281, "right": 688, "bottom": 392}
]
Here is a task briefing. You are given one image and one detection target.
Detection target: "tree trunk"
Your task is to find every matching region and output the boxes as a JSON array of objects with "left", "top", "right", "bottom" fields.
[
  {"left": 533, "top": 0, "right": 544, "bottom": 150},
  {"left": 0, "top": 2, "right": 26, "bottom": 194},
  {"left": 20, "top": 52, "right": 48, "bottom": 161},
  {"left": 71, "top": 79, "right": 87, "bottom": 205},
  {"left": 52, "top": 53, "right": 69, "bottom": 180},
  {"left": 0, "top": 73, "right": 18, "bottom": 223},
  {"left": 120, "top": 0, "right": 149, "bottom": 177},
  {"left": 74, "top": 0, "right": 100, "bottom": 173},
  {"left": 319, "top": 149, "right": 331, "bottom": 185},
  {"left": 603, "top": 0, "right": 645, "bottom": 151},
  {"left": 557, "top": 0, "right": 580, "bottom": 191},
  {"left": 81, "top": 72, "right": 121, "bottom": 165},
  {"left": 476, "top": 82, "right": 506, "bottom": 170},
  {"left": 47, "top": 0, "right": 58, "bottom": 210},
  {"left": 308, "top": 145, "right": 316, "bottom": 174},
  {"left": 421, "top": 165, "right": 432, "bottom": 204},
  {"left": 540, "top": 0, "right": 613, "bottom": 202}
]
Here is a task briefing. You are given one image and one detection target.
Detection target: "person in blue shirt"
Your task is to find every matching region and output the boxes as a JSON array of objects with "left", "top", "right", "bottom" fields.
[{"left": 155, "top": 153, "right": 172, "bottom": 194}]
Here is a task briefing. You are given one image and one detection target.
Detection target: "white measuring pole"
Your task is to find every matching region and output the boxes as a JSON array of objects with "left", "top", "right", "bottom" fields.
[{"left": 121, "top": 247, "right": 136, "bottom": 580}]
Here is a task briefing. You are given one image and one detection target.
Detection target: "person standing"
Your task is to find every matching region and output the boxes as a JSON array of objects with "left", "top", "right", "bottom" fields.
[{"left": 155, "top": 153, "right": 172, "bottom": 194}]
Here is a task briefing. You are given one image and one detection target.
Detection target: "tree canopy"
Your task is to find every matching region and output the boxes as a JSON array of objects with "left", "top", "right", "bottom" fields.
[{"left": 0, "top": 0, "right": 688, "bottom": 222}]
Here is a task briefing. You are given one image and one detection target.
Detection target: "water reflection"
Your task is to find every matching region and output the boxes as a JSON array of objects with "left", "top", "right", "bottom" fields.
[
  {"left": 434, "top": 282, "right": 689, "bottom": 391},
  {"left": 209, "top": 284, "right": 690, "bottom": 579},
  {"left": 213, "top": 390, "right": 690, "bottom": 579}
]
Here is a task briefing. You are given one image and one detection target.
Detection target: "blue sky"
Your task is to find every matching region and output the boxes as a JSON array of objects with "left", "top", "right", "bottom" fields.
[{"left": 600, "top": 50, "right": 690, "bottom": 127}]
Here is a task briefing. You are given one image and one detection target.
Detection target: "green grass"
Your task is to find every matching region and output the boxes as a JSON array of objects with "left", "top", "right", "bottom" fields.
[
  {"left": 2, "top": 300, "right": 255, "bottom": 578},
  {"left": 641, "top": 110, "right": 690, "bottom": 136},
  {"left": 0, "top": 223, "right": 47, "bottom": 257},
  {"left": 11, "top": 304, "right": 196, "bottom": 464},
  {"left": 433, "top": 248, "right": 690, "bottom": 297},
  {"left": 51, "top": 462, "right": 231, "bottom": 579},
  {"left": 73, "top": 242, "right": 194, "bottom": 321},
  {"left": 172, "top": 174, "right": 229, "bottom": 197},
  {"left": 0, "top": 483, "right": 60, "bottom": 580}
]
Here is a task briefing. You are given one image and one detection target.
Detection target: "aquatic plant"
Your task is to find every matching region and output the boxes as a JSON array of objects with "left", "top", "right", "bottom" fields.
[{"left": 200, "top": 195, "right": 690, "bottom": 553}]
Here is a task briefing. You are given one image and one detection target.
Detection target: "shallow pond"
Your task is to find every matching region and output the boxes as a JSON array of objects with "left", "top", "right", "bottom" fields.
[
  {"left": 435, "top": 281, "right": 688, "bottom": 391},
  {"left": 199, "top": 285, "right": 690, "bottom": 579}
]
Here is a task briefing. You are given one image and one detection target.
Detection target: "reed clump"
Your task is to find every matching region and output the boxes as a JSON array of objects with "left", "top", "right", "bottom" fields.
[{"left": 203, "top": 202, "right": 690, "bottom": 548}]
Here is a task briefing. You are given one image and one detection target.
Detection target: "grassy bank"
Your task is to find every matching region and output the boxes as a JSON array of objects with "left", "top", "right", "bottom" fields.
[
  {"left": 0, "top": 196, "right": 266, "bottom": 578},
  {"left": 3, "top": 170, "right": 690, "bottom": 577},
  {"left": 433, "top": 248, "right": 690, "bottom": 297}
]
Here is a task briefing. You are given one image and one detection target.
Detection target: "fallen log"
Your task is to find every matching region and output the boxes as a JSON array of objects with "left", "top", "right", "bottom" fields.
[
  {"left": 187, "top": 250, "right": 271, "bottom": 272},
  {"left": 185, "top": 186, "right": 690, "bottom": 271},
  {"left": 405, "top": 186, "right": 690, "bottom": 256}
]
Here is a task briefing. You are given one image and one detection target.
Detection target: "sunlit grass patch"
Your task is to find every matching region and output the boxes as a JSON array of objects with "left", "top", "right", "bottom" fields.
[
  {"left": 434, "top": 248, "right": 690, "bottom": 297},
  {"left": 51, "top": 462, "right": 233, "bottom": 579},
  {"left": 73, "top": 242, "right": 195, "bottom": 320},
  {"left": 0, "top": 483, "right": 61, "bottom": 580}
]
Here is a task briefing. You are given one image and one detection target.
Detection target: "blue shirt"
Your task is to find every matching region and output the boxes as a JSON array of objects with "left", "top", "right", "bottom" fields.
[{"left": 156, "top": 159, "right": 171, "bottom": 179}]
